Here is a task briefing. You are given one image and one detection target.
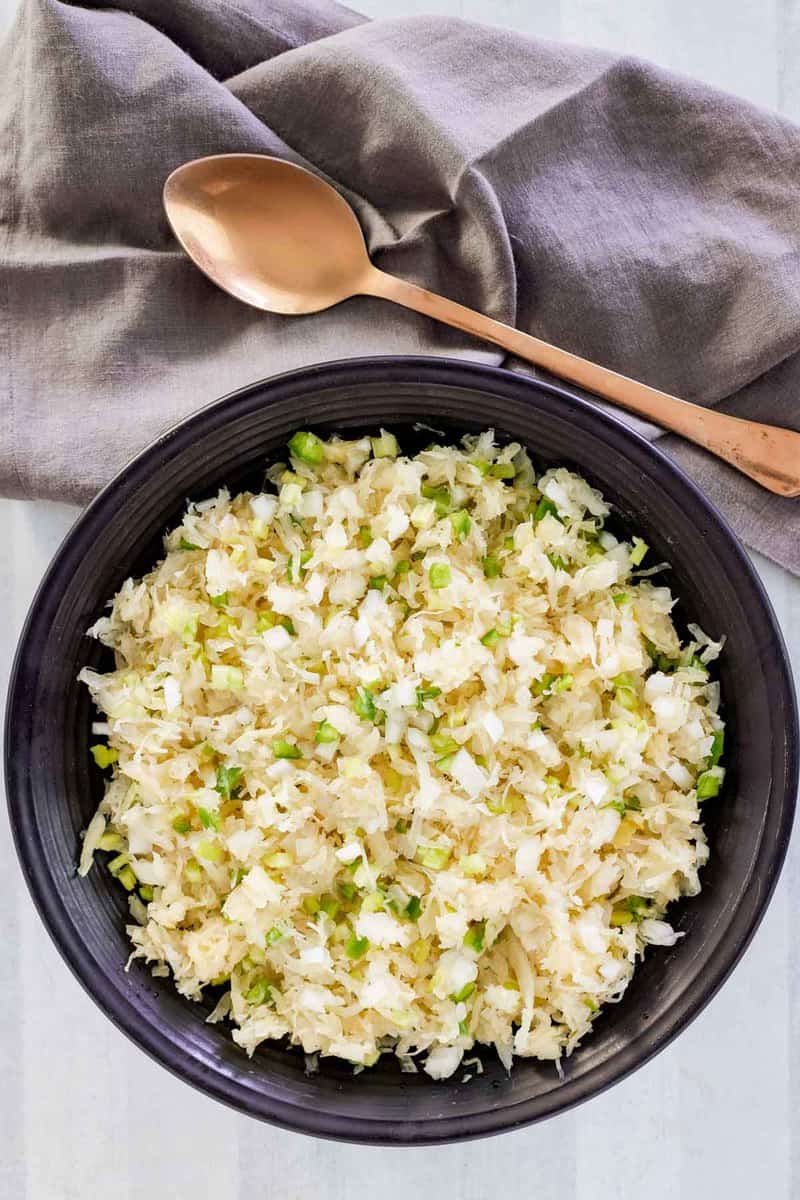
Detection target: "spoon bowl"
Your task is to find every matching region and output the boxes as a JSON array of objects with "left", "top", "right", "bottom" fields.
[
  {"left": 164, "top": 154, "right": 371, "bottom": 314},
  {"left": 163, "top": 152, "right": 800, "bottom": 496}
]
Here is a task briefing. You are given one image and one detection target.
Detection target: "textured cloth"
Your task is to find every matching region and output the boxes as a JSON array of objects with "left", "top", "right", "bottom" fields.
[{"left": 1, "top": 0, "right": 799, "bottom": 571}]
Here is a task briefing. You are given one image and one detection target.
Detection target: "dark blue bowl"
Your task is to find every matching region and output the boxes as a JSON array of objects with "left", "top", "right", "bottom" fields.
[{"left": 5, "top": 358, "right": 797, "bottom": 1143}]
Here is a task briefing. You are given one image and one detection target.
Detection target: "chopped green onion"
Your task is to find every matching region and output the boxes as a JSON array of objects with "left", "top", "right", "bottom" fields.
[
  {"left": 353, "top": 687, "right": 377, "bottom": 722},
  {"left": 533, "top": 496, "right": 560, "bottom": 523},
  {"left": 394, "top": 817, "right": 410, "bottom": 833},
  {"left": 178, "top": 537, "right": 200, "bottom": 551},
  {"left": 421, "top": 484, "right": 452, "bottom": 514},
  {"left": 450, "top": 981, "right": 476, "bottom": 1002},
  {"left": 547, "top": 553, "right": 568, "bottom": 571},
  {"left": 459, "top": 853, "right": 486, "bottom": 877},
  {"left": 368, "top": 575, "right": 387, "bottom": 591},
  {"left": 264, "top": 850, "right": 293, "bottom": 869},
  {"left": 428, "top": 562, "right": 452, "bottom": 589},
  {"left": 405, "top": 895, "right": 422, "bottom": 921},
  {"left": 265, "top": 925, "right": 285, "bottom": 945},
  {"left": 463, "top": 922, "right": 486, "bottom": 953},
  {"left": 302, "top": 895, "right": 321, "bottom": 915},
  {"left": 393, "top": 559, "right": 410, "bottom": 577},
  {"left": 415, "top": 844, "right": 451, "bottom": 870},
  {"left": 429, "top": 731, "right": 459, "bottom": 756},
  {"left": 107, "top": 853, "right": 129, "bottom": 875},
  {"left": 370, "top": 432, "right": 399, "bottom": 459},
  {"left": 481, "top": 628, "right": 501, "bottom": 648},
  {"left": 487, "top": 463, "right": 515, "bottom": 479},
  {"left": 612, "top": 591, "right": 631, "bottom": 607},
  {"left": 214, "top": 764, "right": 243, "bottom": 801},
  {"left": 625, "top": 895, "right": 650, "bottom": 918},
  {"left": 98, "top": 832, "right": 124, "bottom": 852},
  {"left": 358, "top": 525, "right": 373, "bottom": 548},
  {"left": 315, "top": 719, "right": 340, "bottom": 745},
  {"left": 185, "top": 858, "right": 203, "bottom": 883},
  {"left": 197, "top": 840, "right": 224, "bottom": 863},
  {"left": 584, "top": 997, "right": 599, "bottom": 1013},
  {"left": 288, "top": 430, "right": 324, "bottom": 465},
  {"left": 482, "top": 554, "right": 502, "bottom": 578},
  {"left": 707, "top": 729, "right": 724, "bottom": 767},
  {"left": 611, "top": 906, "right": 633, "bottom": 926},
  {"left": 411, "top": 938, "right": 430, "bottom": 964},
  {"left": 531, "top": 672, "right": 555, "bottom": 696},
  {"left": 118, "top": 865, "right": 137, "bottom": 891},
  {"left": 345, "top": 934, "right": 370, "bottom": 960},
  {"left": 551, "top": 673, "right": 573, "bottom": 694},
  {"left": 90, "top": 744, "right": 118, "bottom": 769},
  {"left": 272, "top": 738, "right": 301, "bottom": 760},
  {"left": 458, "top": 1019, "right": 470, "bottom": 1037},
  {"left": 138, "top": 884, "right": 154, "bottom": 902},
  {"left": 198, "top": 807, "right": 220, "bottom": 832},
  {"left": 450, "top": 510, "right": 471, "bottom": 541},
  {"left": 697, "top": 768, "right": 723, "bottom": 800},
  {"left": 209, "top": 664, "right": 244, "bottom": 692},
  {"left": 245, "top": 979, "right": 272, "bottom": 1005},
  {"left": 338, "top": 881, "right": 358, "bottom": 902},
  {"left": 210, "top": 592, "right": 229, "bottom": 608},
  {"left": 319, "top": 893, "right": 340, "bottom": 918},
  {"left": 416, "top": 686, "right": 442, "bottom": 709},
  {"left": 629, "top": 537, "right": 649, "bottom": 566}
]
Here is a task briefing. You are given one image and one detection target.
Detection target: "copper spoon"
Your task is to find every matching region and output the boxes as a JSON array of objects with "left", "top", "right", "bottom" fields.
[{"left": 163, "top": 153, "right": 800, "bottom": 497}]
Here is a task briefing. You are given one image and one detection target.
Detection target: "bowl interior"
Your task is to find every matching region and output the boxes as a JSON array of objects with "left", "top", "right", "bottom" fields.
[{"left": 6, "top": 358, "right": 796, "bottom": 1143}]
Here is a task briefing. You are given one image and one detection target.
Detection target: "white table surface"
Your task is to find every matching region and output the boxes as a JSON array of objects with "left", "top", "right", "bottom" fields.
[{"left": 1, "top": 2, "right": 798, "bottom": 1197}]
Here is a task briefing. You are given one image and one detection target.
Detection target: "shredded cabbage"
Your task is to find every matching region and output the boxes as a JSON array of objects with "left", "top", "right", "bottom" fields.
[{"left": 79, "top": 431, "right": 724, "bottom": 1079}]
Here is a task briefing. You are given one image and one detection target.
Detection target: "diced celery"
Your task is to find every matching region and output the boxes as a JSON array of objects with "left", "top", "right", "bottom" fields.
[
  {"left": 198, "top": 807, "right": 220, "bottom": 832},
  {"left": 404, "top": 895, "right": 422, "bottom": 921},
  {"left": 319, "top": 893, "right": 340, "bottom": 918},
  {"left": 482, "top": 554, "right": 502, "bottom": 578},
  {"left": 138, "top": 884, "right": 154, "bottom": 902},
  {"left": 393, "top": 559, "right": 410, "bottom": 577},
  {"left": 551, "top": 673, "right": 573, "bottom": 694},
  {"left": 353, "top": 688, "right": 377, "bottom": 722},
  {"left": 368, "top": 575, "right": 387, "bottom": 591},
  {"left": 611, "top": 906, "right": 633, "bottom": 926},
  {"left": 265, "top": 926, "right": 285, "bottom": 945},
  {"left": 429, "top": 731, "right": 458, "bottom": 756},
  {"left": 450, "top": 982, "right": 476, "bottom": 1003},
  {"left": 178, "top": 537, "right": 200, "bottom": 551},
  {"left": 210, "top": 592, "right": 229, "bottom": 608},
  {"left": 416, "top": 686, "right": 442, "bottom": 709},
  {"left": 481, "top": 628, "right": 500, "bottom": 648},
  {"left": 302, "top": 895, "right": 321, "bottom": 915},
  {"left": 612, "top": 591, "right": 631, "bottom": 607},
  {"left": 358, "top": 524, "right": 373, "bottom": 548}
]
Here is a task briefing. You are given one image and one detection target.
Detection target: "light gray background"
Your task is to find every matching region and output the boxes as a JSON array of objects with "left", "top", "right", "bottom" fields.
[{"left": 1, "top": 2, "right": 798, "bottom": 1198}]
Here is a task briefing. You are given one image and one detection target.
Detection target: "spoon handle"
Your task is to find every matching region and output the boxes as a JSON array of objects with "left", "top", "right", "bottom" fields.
[{"left": 363, "top": 267, "right": 800, "bottom": 497}]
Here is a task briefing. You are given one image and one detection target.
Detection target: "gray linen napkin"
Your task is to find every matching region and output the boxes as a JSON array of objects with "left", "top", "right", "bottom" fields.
[{"left": 2, "top": 1, "right": 799, "bottom": 572}]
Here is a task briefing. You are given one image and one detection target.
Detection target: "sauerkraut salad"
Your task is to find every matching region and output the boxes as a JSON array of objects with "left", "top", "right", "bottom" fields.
[{"left": 79, "top": 430, "right": 725, "bottom": 1080}]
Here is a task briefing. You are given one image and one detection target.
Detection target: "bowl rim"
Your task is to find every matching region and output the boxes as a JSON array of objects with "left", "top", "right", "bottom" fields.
[{"left": 5, "top": 354, "right": 798, "bottom": 1144}]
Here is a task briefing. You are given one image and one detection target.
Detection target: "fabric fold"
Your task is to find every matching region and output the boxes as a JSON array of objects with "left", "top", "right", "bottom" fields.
[{"left": 1, "top": 0, "right": 798, "bottom": 571}]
